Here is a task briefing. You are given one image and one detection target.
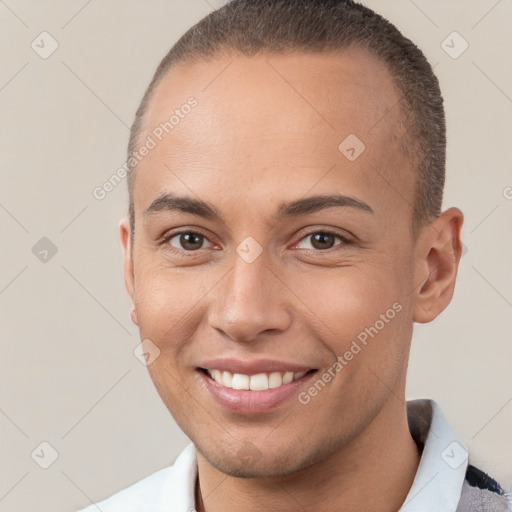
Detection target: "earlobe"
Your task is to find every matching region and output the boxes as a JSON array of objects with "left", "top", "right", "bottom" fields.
[
  {"left": 130, "top": 305, "right": 139, "bottom": 326},
  {"left": 412, "top": 207, "right": 464, "bottom": 324},
  {"left": 119, "top": 217, "right": 136, "bottom": 314}
]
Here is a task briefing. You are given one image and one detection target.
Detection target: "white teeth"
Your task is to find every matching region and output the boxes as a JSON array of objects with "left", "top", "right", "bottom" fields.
[
  {"left": 282, "top": 371, "right": 294, "bottom": 384},
  {"left": 211, "top": 369, "right": 222, "bottom": 382},
  {"left": 206, "top": 369, "right": 309, "bottom": 390},
  {"left": 268, "top": 372, "right": 283, "bottom": 388},
  {"left": 231, "top": 373, "right": 250, "bottom": 390},
  {"left": 222, "top": 371, "right": 232, "bottom": 387},
  {"left": 249, "top": 373, "right": 269, "bottom": 391}
]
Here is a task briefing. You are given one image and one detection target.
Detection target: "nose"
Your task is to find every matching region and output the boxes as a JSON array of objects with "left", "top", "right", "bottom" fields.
[{"left": 207, "top": 251, "right": 292, "bottom": 343}]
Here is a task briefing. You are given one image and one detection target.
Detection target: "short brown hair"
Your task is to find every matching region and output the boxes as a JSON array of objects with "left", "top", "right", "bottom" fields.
[{"left": 127, "top": 0, "right": 445, "bottom": 241}]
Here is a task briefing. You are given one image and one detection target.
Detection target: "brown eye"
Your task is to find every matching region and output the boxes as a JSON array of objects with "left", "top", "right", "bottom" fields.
[
  {"left": 168, "top": 231, "right": 212, "bottom": 251},
  {"left": 296, "top": 231, "right": 347, "bottom": 251}
]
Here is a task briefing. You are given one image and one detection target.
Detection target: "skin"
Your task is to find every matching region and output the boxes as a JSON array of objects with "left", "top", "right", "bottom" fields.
[{"left": 119, "top": 47, "right": 464, "bottom": 512}]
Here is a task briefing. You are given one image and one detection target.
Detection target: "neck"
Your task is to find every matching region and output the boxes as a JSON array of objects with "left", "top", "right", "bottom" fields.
[{"left": 195, "top": 397, "right": 421, "bottom": 512}]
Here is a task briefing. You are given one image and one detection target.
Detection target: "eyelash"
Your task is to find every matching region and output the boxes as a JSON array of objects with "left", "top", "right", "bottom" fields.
[{"left": 159, "top": 228, "right": 352, "bottom": 255}]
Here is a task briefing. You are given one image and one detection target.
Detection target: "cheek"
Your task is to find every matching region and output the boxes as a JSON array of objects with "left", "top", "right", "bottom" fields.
[
  {"left": 133, "top": 259, "right": 208, "bottom": 340},
  {"left": 286, "top": 262, "right": 412, "bottom": 382},
  {"left": 145, "top": 360, "right": 199, "bottom": 436},
  {"left": 292, "top": 265, "right": 405, "bottom": 331}
]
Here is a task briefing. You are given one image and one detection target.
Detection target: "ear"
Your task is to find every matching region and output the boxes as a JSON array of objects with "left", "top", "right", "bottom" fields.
[
  {"left": 119, "top": 217, "right": 138, "bottom": 325},
  {"left": 412, "top": 207, "right": 464, "bottom": 323}
]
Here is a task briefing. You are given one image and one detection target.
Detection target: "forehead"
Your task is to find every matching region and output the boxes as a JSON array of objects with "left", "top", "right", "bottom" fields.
[{"left": 135, "top": 48, "right": 414, "bottom": 222}]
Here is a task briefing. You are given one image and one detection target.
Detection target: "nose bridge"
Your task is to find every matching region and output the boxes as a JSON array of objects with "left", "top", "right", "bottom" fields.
[{"left": 208, "top": 248, "right": 291, "bottom": 342}]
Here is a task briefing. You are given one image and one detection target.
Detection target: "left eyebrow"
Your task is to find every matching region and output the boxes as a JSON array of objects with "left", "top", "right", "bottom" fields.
[
  {"left": 144, "top": 193, "right": 225, "bottom": 222},
  {"left": 143, "top": 192, "right": 374, "bottom": 223}
]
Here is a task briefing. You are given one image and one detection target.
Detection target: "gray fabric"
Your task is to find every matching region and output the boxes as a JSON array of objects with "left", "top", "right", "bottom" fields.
[{"left": 456, "top": 479, "right": 512, "bottom": 512}]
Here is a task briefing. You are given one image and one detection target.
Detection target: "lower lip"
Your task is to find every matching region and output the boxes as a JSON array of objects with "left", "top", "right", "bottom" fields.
[{"left": 197, "top": 370, "right": 317, "bottom": 414}]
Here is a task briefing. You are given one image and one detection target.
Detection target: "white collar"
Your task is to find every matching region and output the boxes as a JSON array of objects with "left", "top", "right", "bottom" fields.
[
  {"left": 171, "top": 399, "right": 467, "bottom": 512},
  {"left": 400, "top": 399, "right": 468, "bottom": 511}
]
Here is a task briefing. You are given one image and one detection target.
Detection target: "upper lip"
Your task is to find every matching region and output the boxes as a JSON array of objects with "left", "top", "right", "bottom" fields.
[{"left": 198, "top": 358, "right": 315, "bottom": 375}]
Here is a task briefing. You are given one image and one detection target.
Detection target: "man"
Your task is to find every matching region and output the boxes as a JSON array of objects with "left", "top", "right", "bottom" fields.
[{"left": 79, "top": 1, "right": 511, "bottom": 510}]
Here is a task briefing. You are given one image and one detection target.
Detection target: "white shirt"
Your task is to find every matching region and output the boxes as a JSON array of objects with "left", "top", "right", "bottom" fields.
[{"left": 77, "top": 399, "right": 469, "bottom": 512}]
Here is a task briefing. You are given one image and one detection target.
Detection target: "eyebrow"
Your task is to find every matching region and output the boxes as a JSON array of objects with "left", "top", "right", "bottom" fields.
[{"left": 143, "top": 192, "right": 374, "bottom": 224}]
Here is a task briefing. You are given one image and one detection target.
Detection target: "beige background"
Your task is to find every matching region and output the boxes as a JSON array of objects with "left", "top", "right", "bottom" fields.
[{"left": 0, "top": 1, "right": 511, "bottom": 511}]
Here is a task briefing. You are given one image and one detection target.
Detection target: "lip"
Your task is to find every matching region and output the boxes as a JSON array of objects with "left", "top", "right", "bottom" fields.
[
  {"left": 196, "top": 363, "right": 317, "bottom": 415},
  {"left": 198, "top": 358, "right": 314, "bottom": 376}
]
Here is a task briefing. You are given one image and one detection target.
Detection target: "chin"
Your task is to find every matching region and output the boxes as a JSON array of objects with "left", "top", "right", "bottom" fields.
[
  {"left": 198, "top": 441, "right": 328, "bottom": 479},
  {"left": 209, "top": 456, "right": 296, "bottom": 479}
]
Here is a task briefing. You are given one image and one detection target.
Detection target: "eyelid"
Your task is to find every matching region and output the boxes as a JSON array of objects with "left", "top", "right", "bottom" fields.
[
  {"left": 291, "top": 228, "right": 353, "bottom": 251},
  {"left": 159, "top": 228, "right": 217, "bottom": 253},
  {"left": 160, "top": 226, "right": 353, "bottom": 254}
]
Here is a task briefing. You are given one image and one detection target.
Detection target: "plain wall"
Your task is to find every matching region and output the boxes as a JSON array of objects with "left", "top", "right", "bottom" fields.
[{"left": 0, "top": 1, "right": 511, "bottom": 511}]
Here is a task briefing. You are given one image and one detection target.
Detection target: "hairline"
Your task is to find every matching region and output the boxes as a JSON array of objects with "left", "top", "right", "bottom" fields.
[{"left": 128, "top": 46, "right": 434, "bottom": 251}]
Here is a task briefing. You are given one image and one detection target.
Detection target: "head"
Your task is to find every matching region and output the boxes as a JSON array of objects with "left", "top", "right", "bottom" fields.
[{"left": 120, "top": 0, "right": 463, "bottom": 478}]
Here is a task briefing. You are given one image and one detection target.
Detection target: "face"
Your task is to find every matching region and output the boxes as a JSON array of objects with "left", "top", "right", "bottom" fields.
[{"left": 120, "top": 48, "right": 444, "bottom": 478}]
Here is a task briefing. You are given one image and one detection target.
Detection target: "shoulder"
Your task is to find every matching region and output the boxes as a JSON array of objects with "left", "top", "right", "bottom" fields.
[{"left": 76, "top": 443, "right": 196, "bottom": 512}]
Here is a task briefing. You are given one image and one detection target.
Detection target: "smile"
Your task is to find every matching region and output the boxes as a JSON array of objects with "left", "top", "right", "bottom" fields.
[
  {"left": 204, "top": 369, "right": 311, "bottom": 391},
  {"left": 196, "top": 362, "right": 318, "bottom": 414}
]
